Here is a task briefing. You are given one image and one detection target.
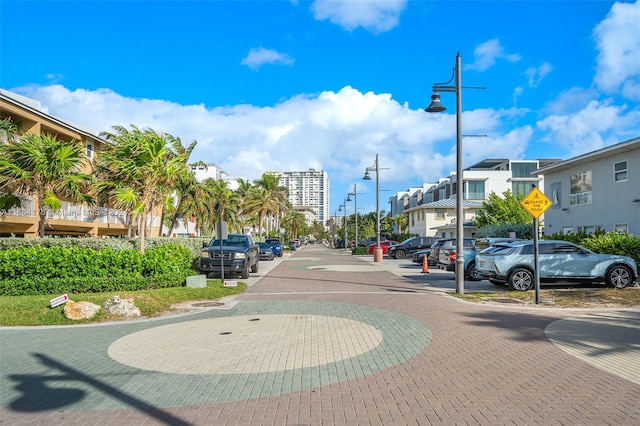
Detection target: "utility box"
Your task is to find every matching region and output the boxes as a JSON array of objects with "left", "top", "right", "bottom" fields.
[{"left": 186, "top": 275, "right": 207, "bottom": 288}]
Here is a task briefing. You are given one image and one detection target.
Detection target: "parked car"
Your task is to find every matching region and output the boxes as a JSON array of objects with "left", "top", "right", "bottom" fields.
[
  {"left": 265, "top": 237, "right": 283, "bottom": 257},
  {"left": 443, "top": 237, "right": 523, "bottom": 281},
  {"left": 475, "top": 240, "right": 638, "bottom": 291},
  {"left": 199, "top": 233, "right": 259, "bottom": 279},
  {"left": 360, "top": 236, "right": 383, "bottom": 247},
  {"left": 368, "top": 240, "right": 400, "bottom": 255},
  {"left": 412, "top": 248, "right": 431, "bottom": 264},
  {"left": 437, "top": 238, "right": 477, "bottom": 273},
  {"left": 426, "top": 239, "right": 446, "bottom": 266},
  {"left": 257, "top": 242, "right": 275, "bottom": 261},
  {"left": 387, "top": 236, "right": 440, "bottom": 259}
]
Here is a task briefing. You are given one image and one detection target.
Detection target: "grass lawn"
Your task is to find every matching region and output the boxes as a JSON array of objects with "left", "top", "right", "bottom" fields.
[
  {"left": 454, "top": 287, "right": 640, "bottom": 308},
  {"left": 0, "top": 279, "right": 246, "bottom": 327}
]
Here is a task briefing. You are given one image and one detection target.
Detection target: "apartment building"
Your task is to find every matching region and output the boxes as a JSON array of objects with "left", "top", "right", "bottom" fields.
[
  {"left": 270, "top": 169, "right": 330, "bottom": 227},
  {"left": 392, "top": 158, "right": 561, "bottom": 238},
  {"left": 0, "top": 89, "right": 152, "bottom": 238},
  {"left": 536, "top": 137, "right": 640, "bottom": 236}
]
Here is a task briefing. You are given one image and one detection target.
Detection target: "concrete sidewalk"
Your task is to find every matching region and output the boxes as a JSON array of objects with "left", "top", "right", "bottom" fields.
[{"left": 1, "top": 245, "right": 638, "bottom": 425}]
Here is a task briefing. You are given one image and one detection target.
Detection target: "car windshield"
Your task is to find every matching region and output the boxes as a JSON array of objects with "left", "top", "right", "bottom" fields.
[{"left": 209, "top": 236, "right": 250, "bottom": 248}]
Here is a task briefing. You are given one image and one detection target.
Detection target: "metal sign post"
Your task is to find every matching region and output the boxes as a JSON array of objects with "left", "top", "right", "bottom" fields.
[
  {"left": 532, "top": 217, "right": 540, "bottom": 304},
  {"left": 520, "top": 185, "right": 552, "bottom": 305}
]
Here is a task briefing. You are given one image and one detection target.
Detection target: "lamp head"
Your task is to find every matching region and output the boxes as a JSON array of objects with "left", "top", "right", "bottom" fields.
[
  {"left": 425, "top": 92, "right": 446, "bottom": 113},
  {"left": 362, "top": 171, "right": 372, "bottom": 181},
  {"left": 338, "top": 205, "right": 343, "bottom": 211},
  {"left": 346, "top": 195, "right": 352, "bottom": 202}
]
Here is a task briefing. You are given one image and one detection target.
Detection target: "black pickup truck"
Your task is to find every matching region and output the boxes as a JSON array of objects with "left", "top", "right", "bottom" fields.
[{"left": 199, "top": 233, "right": 259, "bottom": 279}]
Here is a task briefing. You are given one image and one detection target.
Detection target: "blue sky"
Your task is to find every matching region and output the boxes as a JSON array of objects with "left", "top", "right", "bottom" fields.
[{"left": 2, "top": 0, "right": 639, "bottom": 217}]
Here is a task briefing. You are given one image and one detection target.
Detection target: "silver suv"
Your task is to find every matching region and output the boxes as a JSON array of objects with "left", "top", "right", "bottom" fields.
[{"left": 475, "top": 240, "right": 637, "bottom": 291}]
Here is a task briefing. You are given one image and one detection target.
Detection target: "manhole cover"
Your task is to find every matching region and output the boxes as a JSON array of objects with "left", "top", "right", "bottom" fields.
[{"left": 191, "top": 301, "right": 224, "bottom": 308}]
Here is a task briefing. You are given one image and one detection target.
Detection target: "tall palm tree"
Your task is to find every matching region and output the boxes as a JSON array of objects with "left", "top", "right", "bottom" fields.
[
  {"left": 0, "top": 133, "right": 93, "bottom": 237},
  {"left": 253, "top": 173, "right": 290, "bottom": 235},
  {"left": 235, "top": 178, "right": 253, "bottom": 198},
  {"left": 0, "top": 118, "right": 22, "bottom": 213},
  {"left": 0, "top": 117, "right": 18, "bottom": 142},
  {"left": 201, "top": 178, "right": 241, "bottom": 235},
  {"left": 96, "top": 125, "right": 188, "bottom": 253},
  {"left": 242, "top": 186, "right": 280, "bottom": 240},
  {"left": 165, "top": 170, "right": 204, "bottom": 237},
  {"left": 158, "top": 136, "right": 201, "bottom": 237},
  {"left": 281, "top": 210, "right": 307, "bottom": 239}
]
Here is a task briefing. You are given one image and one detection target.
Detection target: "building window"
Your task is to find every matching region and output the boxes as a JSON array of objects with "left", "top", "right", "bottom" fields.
[
  {"left": 435, "top": 209, "right": 445, "bottom": 220},
  {"left": 511, "top": 162, "right": 537, "bottom": 178},
  {"left": 577, "top": 225, "right": 598, "bottom": 234},
  {"left": 466, "top": 181, "right": 485, "bottom": 200},
  {"left": 570, "top": 171, "right": 592, "bottom": 205},
  {"left": 562, "top": 226, "right": 573, "bottom": 234},
  {"left": 512, "top": 181, "right": 537, "bottom": 197},
  {"left": 86, "top": 143, "right": 93, "bottom": 160},
  {"left": 614, "top": 161, "right": 627, "bottom": 183},
  {"left": 614, "top": 223, "right": 628, "bottom": 233}
]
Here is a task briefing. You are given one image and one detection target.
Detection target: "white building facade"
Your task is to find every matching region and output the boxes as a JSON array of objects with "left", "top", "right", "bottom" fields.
[
  {"left": 536, "top": 137, "right": 640, "bottom": 236},
  {"left": 393, "top": 158, "right": 560, "bottom": 238},
  {"left": 270, "top": 169, "right": 330, "bottom": 227}
]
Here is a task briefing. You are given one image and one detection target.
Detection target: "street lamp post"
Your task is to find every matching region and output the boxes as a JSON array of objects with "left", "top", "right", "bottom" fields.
[
  {"left": 338, "top": 199, "right": 347, "bottom": 249},
  {"left": 425, "top": 52, "right": 484, "bottom": 294},
  {"left": 363, "top": 153, "right": 388, "bottom": 262},
  {"left": 347, "top": 185, "right": 357, "bottom": 249}
]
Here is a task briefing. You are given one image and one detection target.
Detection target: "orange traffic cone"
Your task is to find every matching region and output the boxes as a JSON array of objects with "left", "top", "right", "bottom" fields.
[{"left": 421, "top": 254, "right": 429, "bottom": 274}]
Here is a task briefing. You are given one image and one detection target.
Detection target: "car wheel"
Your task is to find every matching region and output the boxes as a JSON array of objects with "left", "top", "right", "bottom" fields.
[
  {"left": 465, "top": 261, "right": 482, "bottom": 281},
  {"left": 507, "top": 268, "right": 533, "bottom": 291},
  {"left": 251, "top": 260, "right": 259, "bottom": 273},
  {"left": 605, "top": 264, "right": 632, "bottom": 289},
  {"left": 395, "top": 250, "right": 406, "bottom": 259},
  {"left": 241, "top": 262, "right": 250, "bottom": 279}
]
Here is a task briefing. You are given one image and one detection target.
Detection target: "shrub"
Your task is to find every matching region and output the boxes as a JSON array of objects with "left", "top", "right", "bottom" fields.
[
  {"left": 542, "top": 231, "right": 640, "bottom": 265},
  {"left": 0, "top": 241, "right": 197, "bottom": 296},
  {"left": 351, "top": 246, "right": 369, "bottom": 255},
  {"left": 581, "top": 233, "right": 640, "bottom": 265},
  {"left": 142, "top": 244, "right": 193, "bottom": 277}
]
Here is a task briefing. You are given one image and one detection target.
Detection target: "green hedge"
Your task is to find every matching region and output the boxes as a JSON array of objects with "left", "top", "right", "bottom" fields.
[
  {"left": 544, "top": 231, "right": 640, "bottom": 265},
  {"left": 0, "top": 236, "right": 209, "bottom": 260},
  {"left": 0, "top": 243, "right": 195, "bottom": 296}
]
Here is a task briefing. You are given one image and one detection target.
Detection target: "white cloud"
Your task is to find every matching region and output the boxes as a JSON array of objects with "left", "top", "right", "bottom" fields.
[
  {"left": 311, "top": 0, "right": 407, "bottom": 33},
  {"left": 536, "top": 99, "right": 639, "bottom": 156},
  {"left": 593, "top": 0, "right": 640, "bottom": 100},
  {"left": 525, "top": 62, "right": 553, "bottom": 88},
  {"left": 241, "top": 47, "right": 294, "bottom": 70},
  {"left": 533, "top": 1, "right": 640, "bottom": 157},
  {"left": 465, "top": 39, "right": 521, "bottom": 72},
  {"left": 12, "top": 84, "right": 523, "bottom": 187}
]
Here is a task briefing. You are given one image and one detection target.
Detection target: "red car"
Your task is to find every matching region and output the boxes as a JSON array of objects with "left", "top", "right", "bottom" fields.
[{"left": 368, "top": 240, "right": 400, "bottom": 255}]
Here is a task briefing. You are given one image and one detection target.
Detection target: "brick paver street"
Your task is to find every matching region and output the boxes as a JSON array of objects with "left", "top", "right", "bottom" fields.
[{"left": 1, "top": 245, "right": 638, "bottom": 425}]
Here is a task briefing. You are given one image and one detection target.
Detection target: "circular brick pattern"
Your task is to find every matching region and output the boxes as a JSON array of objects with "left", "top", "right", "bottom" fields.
[{"left": 108, "top": 314, "right": 384, "bottom": 374}]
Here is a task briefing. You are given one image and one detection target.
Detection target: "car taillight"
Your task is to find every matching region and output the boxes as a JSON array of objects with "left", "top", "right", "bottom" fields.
[{"left": 449, "top": 251, "right": 456, "bottom": 262}]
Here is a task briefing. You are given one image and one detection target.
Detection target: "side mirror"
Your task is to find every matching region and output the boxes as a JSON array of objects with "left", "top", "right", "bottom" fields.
[{"left": 202, "top": 242, "right": 207, "bottom": 248}]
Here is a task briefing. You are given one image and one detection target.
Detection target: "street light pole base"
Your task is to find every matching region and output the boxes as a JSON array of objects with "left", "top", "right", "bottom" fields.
[{"left": 374, "top": 248, "right": 383, "bottom": 263}]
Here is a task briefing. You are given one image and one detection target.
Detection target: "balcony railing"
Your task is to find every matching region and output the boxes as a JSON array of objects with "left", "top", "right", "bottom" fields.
[
  {"left": 3, "top": 195, "right": 160, "bottom": 227},
  {"left": 3, "top": 196, "right": 35, "bottom": 217}
]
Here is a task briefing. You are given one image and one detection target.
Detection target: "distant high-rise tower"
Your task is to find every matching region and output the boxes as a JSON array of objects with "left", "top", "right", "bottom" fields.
[{"left": 270, "top": 169, "right": 330, "bottom": 226}]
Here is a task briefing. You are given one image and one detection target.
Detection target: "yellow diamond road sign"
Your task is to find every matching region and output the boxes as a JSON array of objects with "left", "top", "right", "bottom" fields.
[{"left": 520, "top": 187, "right": 552, "bottom": 219}]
